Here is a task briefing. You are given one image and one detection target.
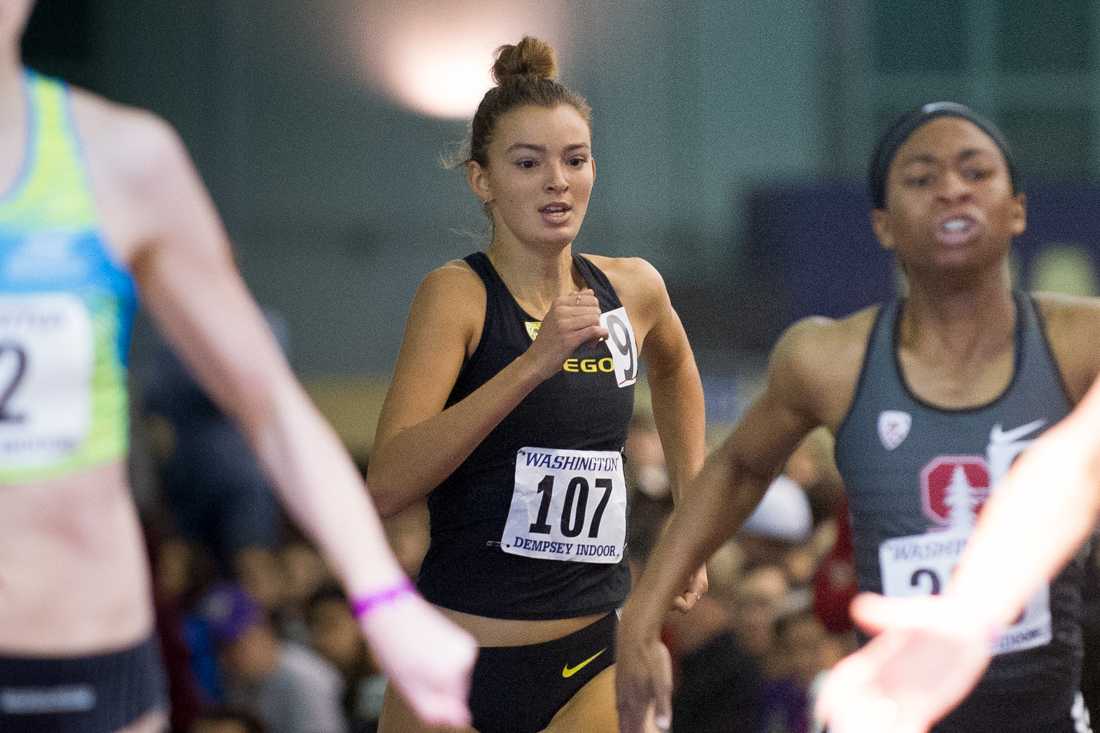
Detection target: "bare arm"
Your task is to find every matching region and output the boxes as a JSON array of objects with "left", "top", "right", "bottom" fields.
[
  {"left": 120, "top": 117, "right": 401, "bottom": 597},
  {"left": 621, "top": 322, "right": 822, "bottom": 633},
  {"left": 104, "top": 109, "right": 473, "bottom": 726},
  {"left": 617, "top": 320, "right": 829, "bottom": 731},
  {"left": 631, "top": 260, "right": 706, "bottom": 501},
  {"left": 948, "top": 375, "right": 1100, "bottom": 626},
  {"left": 367, "top": 267, "right": 608, "bottom": 515},
  {"left": 945, "top": 295, "right": 1100, "bottom": 626}
]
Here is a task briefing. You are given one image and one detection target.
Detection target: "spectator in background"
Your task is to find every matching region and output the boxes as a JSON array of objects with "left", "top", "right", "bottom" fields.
[
  {"left": 201, "top": 583, "right": 347, "bottom": 733},
  {"left": 731, "top": 564, "right": 791, "bottom": 662},
  {"left": 307, "top": 585, "right": 388, "bottom": 733},
  {"left": 278, "top": 535, "right": 336, "bottom": 644},
  {"left": 191, "top": 707, "right": 267, "bottom": 733},
  {"left": 142, "top": 314, "right": 288, "bottom": 609},
  {"left": 762, "top": 610, "right": 829, "bottom": 733}
]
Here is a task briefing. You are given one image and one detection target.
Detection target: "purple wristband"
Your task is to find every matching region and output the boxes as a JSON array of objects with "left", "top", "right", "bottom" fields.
[{"left": 350, "top": 579, "right": 416, "bottom": 619}]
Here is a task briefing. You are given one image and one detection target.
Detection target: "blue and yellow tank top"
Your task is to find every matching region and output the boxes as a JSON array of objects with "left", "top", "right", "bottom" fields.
[{"left": 0, "top": 71, "right": 136, "bottom": 483}]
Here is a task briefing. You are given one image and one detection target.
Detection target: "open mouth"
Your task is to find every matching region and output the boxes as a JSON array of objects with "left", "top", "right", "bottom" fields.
[
  {"left": 539, "top": 203, "right": 572, "bottom": 224},
  {"left": 936, "top": 215, "right": 979, "bottom": 246}
]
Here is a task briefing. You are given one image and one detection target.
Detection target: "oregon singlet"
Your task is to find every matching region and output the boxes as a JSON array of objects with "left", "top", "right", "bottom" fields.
[
  {"left": 417, "top": 252, "right": 635, "bottom": 619},
  {"left": 835, "top": 292, "right": 1086, "bottom": 731},
  {"left": 0, "top": 71, "right": 136, "bottom": 484}
]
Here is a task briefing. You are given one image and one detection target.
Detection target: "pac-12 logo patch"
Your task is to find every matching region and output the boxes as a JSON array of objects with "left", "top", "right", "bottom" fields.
[
  {"left": 525, "top": 321, "right": 541, "bottom": 341},
  {"left": 878, "top": 410, "right": 911, "bottom": 450}
]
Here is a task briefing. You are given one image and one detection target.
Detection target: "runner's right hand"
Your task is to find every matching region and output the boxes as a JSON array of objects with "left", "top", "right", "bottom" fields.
[
  {"left": 816, "top": 593, "right": 994, "bottom": 733},
  {"left": 525, "top": 289, "right": 608, "bottom": 380}
]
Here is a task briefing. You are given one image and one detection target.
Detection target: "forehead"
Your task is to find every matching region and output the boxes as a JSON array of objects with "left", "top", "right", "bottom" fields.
[
  {"left": 893, "top": 116, "right": 1004, "bottom": 166},
  {"left": 490, "top": 104, "right": 591, "bottom": 149}
]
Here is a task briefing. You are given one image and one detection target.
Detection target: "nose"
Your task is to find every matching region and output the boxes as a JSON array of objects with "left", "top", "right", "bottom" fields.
[
  {"left": 936, "top": 170, "right": 973, "bottom": 204},
  {"left": 545, "top": 161, "right": 569, "bottom": 193}
]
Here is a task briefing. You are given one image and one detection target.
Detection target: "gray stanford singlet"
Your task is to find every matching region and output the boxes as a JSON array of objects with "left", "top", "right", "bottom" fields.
[{"left": 834, "top": 292, "right": 1086, "bottom": 732}]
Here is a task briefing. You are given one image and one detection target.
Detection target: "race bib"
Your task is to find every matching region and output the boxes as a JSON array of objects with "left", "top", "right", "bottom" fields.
[
  {"left": 599, "top": 307, "right": 638, "bottom": 388},
  {"left": 0, "top": 295, "right": 93, "bottom": 468},
  {"left": 879, "top": 530, "right": 1051, "bottom": 655},
  {"left": 501, "top": 447, "right": 627, "bottom": 564}
]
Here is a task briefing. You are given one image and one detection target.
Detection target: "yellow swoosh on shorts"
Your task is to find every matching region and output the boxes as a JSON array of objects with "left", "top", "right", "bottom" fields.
[{"left": 562, "top": 648, "right": 607, "bottom": 678}]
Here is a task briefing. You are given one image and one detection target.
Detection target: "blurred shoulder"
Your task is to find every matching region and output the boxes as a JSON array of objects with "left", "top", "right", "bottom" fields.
[
  {"left": 768, "top": 306, "right": 879, "bottom": 424},
  {"left": 776, "top": 305, "right": 879, "bottom": 363},
  {"left": 1032, "top": 291, "right": 1100, "bottom": 400},
  {"left": 69, "top": 88, "right": 192, "bottom": 196}
]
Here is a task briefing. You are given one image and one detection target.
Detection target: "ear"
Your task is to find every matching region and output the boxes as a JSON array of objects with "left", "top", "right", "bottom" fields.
[
  {"left": 466, "top": 160, "right": 492, "bottom": 205},
  {"left": 1008, "top": 192, "right": 1027, "bottom": 238},
  {"left": 871, "top": 208, "right": 895, "bottom": 251}
]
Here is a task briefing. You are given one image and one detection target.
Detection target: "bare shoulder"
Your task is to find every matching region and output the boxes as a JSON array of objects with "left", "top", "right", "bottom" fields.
[
  {"left": 775, "top": 306, "right": 877, "bottom": 365},
  {"left": 1033, "top": 291, "right": 1100, "bottom": 329},
  {"left": 68, "top": 89, "right": 196, "bottom": 262},
  {"left": 1032, "top": 292, "right": 1100, "bottom": 400},
  {"left": 418, "top": 258, "right": 486, "bottom": 302},
  {"left": 581, "top": 253, "right": 664, "bottom": 298},
  {"left": 408, "top": 259, "right": 487, "bottom": 335},
  {"left": 69, "top": 88, "right": 188, "bottom": 191},
  {"left": 770, "top": 306, "right": 878, "bottom": 428}
]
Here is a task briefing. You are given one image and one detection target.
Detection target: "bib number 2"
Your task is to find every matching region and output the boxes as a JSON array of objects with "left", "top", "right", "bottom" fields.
[
  {"left": 502, "top": 447, "right": 627, "bottom": 564},
  {"left": 880, "top": 530, "right": 1051, "bottom": 655},
  {"left": 0, "top": 343, "right": 28, "bottom": 423},
  {"left": 0, "top": 295, "right": 93, "bottom": 467}
]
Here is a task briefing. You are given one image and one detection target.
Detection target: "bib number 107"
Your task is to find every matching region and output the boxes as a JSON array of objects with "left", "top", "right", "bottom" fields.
[{"left": 529, "top": 475, "right": 613, "bottom": 538}]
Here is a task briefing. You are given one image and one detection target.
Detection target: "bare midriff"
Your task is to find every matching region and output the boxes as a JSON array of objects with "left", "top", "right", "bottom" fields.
[
  {"left": 0, "top": 461, "right": 153, "bottom": 655},
  {"left": 436, "top": 606, "right": 606, "bottom": 647}
]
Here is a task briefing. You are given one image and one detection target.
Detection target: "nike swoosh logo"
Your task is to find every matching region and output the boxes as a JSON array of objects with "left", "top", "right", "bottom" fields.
[
  {"left": 989, "top": 418, "right": 1046, "bottom": 445},
  {"left": 562, "top": 648, "right": 607, "bottom": 678}
]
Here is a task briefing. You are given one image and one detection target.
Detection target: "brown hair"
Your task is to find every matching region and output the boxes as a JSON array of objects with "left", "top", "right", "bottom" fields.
[{"left": 466, "top": 36, "right": 591, "bottom": 167}]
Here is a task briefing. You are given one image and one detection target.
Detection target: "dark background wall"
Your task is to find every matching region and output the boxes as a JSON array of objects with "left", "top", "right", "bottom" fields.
[{"left": 22, "top": 0, "right": 1100, "bottom": 378}]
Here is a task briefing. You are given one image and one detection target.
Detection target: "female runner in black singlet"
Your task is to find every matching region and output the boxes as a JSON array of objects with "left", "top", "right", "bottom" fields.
[{"left": 369, "top": 36, "right": 707, "bottom": 733}]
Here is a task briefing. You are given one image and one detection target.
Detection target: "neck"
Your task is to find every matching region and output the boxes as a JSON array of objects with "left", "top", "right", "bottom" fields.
[
  {"left": 486, "top": 239, "right": 580, "bottom": 314},
  {"left": 899, "top": 263, "right": 1015, "bottom": 357},
  {"left": 0, "top": 56, "right": 25, "bottom": 128}
]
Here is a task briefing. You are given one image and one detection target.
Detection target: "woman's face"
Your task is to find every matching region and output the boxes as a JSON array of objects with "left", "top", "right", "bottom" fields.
[
  {"left": 872, "top": 116, "right": 1026, "bottom": 278},
  {"left": 468, "top": 103, "right": 595, "bottom": 251}
]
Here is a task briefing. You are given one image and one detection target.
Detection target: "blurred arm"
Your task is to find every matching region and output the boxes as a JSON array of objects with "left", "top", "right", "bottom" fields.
[{"left": 126, "top": 113, "right": 406, "bottom": 597}]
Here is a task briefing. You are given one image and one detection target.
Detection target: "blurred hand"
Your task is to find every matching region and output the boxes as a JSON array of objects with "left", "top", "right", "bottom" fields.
[
  {"left": 525, "top": 289, "right": 608, "bottom": 380},
  {"left": 616, "top": 619, "right": 673, "bottom": 732},
  {"left": 361, "top": 592, "right": 477, "bottom": 728},
  {"left": 816, "top": 593, "right": 994, "bottom": 733},
  {"left": 672, "top": 565, "right": 708, "bottom": 613}
]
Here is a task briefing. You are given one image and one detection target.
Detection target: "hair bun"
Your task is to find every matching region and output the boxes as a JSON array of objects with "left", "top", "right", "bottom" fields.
[{"left": 491, "top": 36, "right": 558, "bottom": 85}]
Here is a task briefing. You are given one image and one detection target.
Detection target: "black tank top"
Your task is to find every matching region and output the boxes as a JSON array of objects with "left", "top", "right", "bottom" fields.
[
  {"left": 835, "top": 292, "right": 1086, "bottom": 731},
  {"left": 417, "top": 252, "right": 635, "bottom": 619}
]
